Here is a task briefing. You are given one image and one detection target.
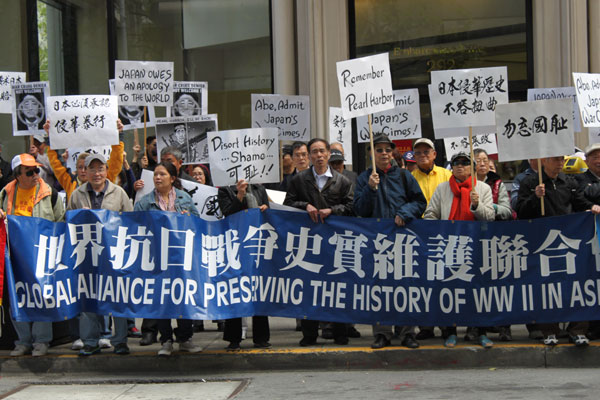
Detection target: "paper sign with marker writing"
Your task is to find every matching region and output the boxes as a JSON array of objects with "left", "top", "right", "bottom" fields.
[
  {"left": 114, "top": 60, "right": 174, "bottom": 107},
  {"left": 528, "top": 87, "right": 581, "bottom": 133},
  {"left": 444, "top": 134, "right": 497, "bottom": 161},
  {"left": 0, "top": 71, "right": 26, "bottom": 114},
  {"left": 328, "top": 107, "right": 352, "bottom": 165},
  {"left": 251, "top": 94, "right": 310, "bottom": 142},
  {"left": 572, "top": 72, "right": 600, "bottom": 127}
]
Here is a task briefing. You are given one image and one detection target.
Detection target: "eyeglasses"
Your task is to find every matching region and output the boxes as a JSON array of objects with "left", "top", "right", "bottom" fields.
[
  {"left": 375, "top": 148, "right": 393, "bottom": 154},
  {"left": 414, "top": 150, "right": 432, "bottom": 157},
  {"left": 24, "top": 167, "right": 40, "bottom": 177},
  {"left": 87, "top": 167, "right": 107, "bottom": 175},
  {"left": 452, "top": 159, "right": 471, "bottom": 167}
]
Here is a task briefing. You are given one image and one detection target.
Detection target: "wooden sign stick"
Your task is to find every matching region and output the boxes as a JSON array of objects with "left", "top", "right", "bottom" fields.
[
  {"left": 537, "top": 158, "right": 545, "bottom": 216},
  {"left": 368, "top": 114, "right": 377, "bottom": 190},
  {"left": 469, "top": 126, "right": 474, "bottom": 187},
  {"left": 143, "top": 106, "right": 147, "bottom": 158}
]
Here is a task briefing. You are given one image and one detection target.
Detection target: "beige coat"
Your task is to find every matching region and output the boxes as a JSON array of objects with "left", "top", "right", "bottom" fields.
[
  {"left": 423, "top": 179, "right": 495, "bottom": 221},
  {"left": 68, "top": 180, "right": 133, "bottom": 212}
]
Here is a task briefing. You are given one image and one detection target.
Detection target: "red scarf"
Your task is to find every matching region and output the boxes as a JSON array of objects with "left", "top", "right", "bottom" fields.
[{"left": 448, "top": 175, "right": 475, "bottom": 221}]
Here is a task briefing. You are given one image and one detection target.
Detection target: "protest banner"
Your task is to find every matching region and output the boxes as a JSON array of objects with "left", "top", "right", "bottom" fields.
[
  {"left": 528, "top": 87, "right": 581, "bottom": 133},
  {"left": 114, "top": 60, "right": 174, "bottom": 107},
  {"left": 328, "top": 107, "right": 352, "bottom": 165},
  {"left": 109, "top": 79, "right": 156, "bottom": 130},
  {"left": 430, "top": 67, "right": 508, "bottom": 132},
  {"left": 573, "top": 72, "right": 600, "bottom": 127},
  {"left": 6, "top": 208, "right": 600, "bottom": 327},
  {"left": 208, "top": 127, "right": 279, "bottom": 186},
  {"left": 11, "top": 81, "right": 49, "bottom": 136},
  {"left": 356, "top": 89, "right": 421, "bottom": 142},
  {"left": 444, "top": 133, "right": 497, "bottom": 161},
  {"left": 45, "top": 95, "right": 119, "bottom": 149},
  {"left": 251, "top": 94, "right": 310, "bottom": 142},
  {"left": 0, "top": 71, "right": 26, "bottom": 114},
  {"left": 156, "top": 114, "right": 218, "bottom": 165},
  {"left": 495, "top": 98, "right": 574, "bottom": 162},
  {"left": 167, "top": 81, "right": 208, "bottom": 117},
  {"left": 66, "top": 146, "right": 112, "bottom": 172}
]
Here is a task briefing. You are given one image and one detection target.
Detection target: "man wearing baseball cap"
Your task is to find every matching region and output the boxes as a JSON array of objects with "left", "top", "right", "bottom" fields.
[
  {"left": 411, "top": 138, "right": 452, "bottom": 204},
  {"left": 0, "top": 153, "right": 64, "bottom": 357},
  {"left": 403, "top": 151, "right": 417, "bottom": 172}
]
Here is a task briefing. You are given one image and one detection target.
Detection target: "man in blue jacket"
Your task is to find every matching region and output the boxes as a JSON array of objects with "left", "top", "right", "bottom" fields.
[{"left": 354, "top": 133, "right": 427, "bottom": 349}]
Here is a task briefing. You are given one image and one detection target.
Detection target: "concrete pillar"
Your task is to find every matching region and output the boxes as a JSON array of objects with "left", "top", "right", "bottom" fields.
[{"left": 271, "top": 0, "right": 296, "bottom": 95}]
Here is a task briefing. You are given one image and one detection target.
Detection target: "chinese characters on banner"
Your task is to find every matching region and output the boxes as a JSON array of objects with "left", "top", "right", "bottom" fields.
[
  {"left": 430, "top": 67, "right": 509, "bottom": 132},
  {"left": 336, "top": 53, "right": 395, "bottom": 119},
  {"left": 251, "top": 94, "right": 310, "bottom": 142},
  {"left": 444, "top": 133, "right": 497, "bottom": 161},
  {"left": 527, "top": 87, "right": 581, "bottom": 133},
  {"left": 0, "top": 71, "right": 26, "bottom": 114},
  {"left": 155, "top": 114, "right": 218, "bottom": 165},
  {"left": 328, "top": 107, "right": 352, "bottom": 165},
  {"left": 208, "top": 127, "right": 280, "bottom": 186},
  {"left": 573, "top": 72, "right": 600, "bottom": 127},
  {"left": 114, "top": 60, "right": 174, "bottom": 107},
  {"left": 11, "top": 81, "right": 49, "bottom": 136},
  {"left": 495, "top": 98, "right": 574, "bottom": 162},
  {"left": 109, "top": 79, "right": 156, "bottom": 130},
  {"left": 356, "top": 88, "right": 422, "bottom": 142},
  {"left": 46, "top": 95, "right": 119, "bottom": 149},
  {"left": 167, "top": 81, "right": 208, "bottom": 117}
]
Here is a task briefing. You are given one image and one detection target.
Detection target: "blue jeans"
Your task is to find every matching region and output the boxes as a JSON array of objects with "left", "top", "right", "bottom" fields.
[
  {"left": 10, "top": 311, "right": 52, "bottom": 347},
  {"left": 79, "top": 312, "right": 128, "bottom": 347}
]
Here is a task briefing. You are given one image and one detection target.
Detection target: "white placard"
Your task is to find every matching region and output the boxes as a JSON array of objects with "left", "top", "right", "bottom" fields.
[
  {"left": 573, "top": 72, "right": 600, "bottom": 127},
  {"left": 589, "top": 127, "right": 600, "bottom": 145},
  {"left": 114, "top": 60, "right": 174, "bottom": 106},
  {"left": 109, "top": 79, "right": 156, "bottom": 130},
  {"left": 356, "top": 88, "right": 421, "bottom": 142},
  {"left": 266, "top": 188, "right": 286, "bottom": 205},
  {"left": 527, "top": 87, "right": 581, "bottom": 132},
  {"left": 134, "top": 169, "right": 223, "bottom": 220},
  {"left": 336, "top": 52, "right": 395, "bottom": 119},
  {"left": 251, "top": 94, "right": 310, "bottom": 142},
  {"left": 156, "top": 114, "right": 218, "bottom": 165},
  {"left": 430, "top": 66, "right": 509, "bottom": 130},
  {"left": 11, "top": 81, "right": 49, "bottom": 136},
  {"left": 167, "top": 81, "right": 208, "bottom": 116},
  {"left": 495, "top": 98, "right": 574, "bottom": 162},
  {"left": 208, "top": 127, "right": 279, "bottom": 186},
  {"left": 328, "top": 107, "right": 352, "bottom": 165},
  {"left": 444, "top": 133, "right": 497, "bottom": 161},
  {"left": 46, "top": 95, "right": 119, "bottom": 150},
  {"left": 66, "top": 146, "right": 112, "bottom": 172},
  {"left": 0, "top": 71, "right": 26, "bottom": 114}
]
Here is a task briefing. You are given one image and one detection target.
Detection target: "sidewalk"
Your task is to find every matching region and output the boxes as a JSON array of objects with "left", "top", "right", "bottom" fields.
[{"left": 0, "top": 318, "right": 598, "bottom": 374}]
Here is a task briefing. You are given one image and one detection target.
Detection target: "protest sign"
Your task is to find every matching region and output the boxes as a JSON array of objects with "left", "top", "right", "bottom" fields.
[
  {"left": 573, "top": 72, "right": 600, "bottom": 127},
  {"left": 528, "top": 87, "right": 581, "bottom": 133},
  {"left": 356, "top": 89, "right": 421, "bottom": 142},
  {"left": 11, "top": 81, "right": 49, "bottom": 136},
  {"left": 156, "top": 114, "right": 218, "bottom": 165},
  {"left": 46, "top": 95, "right": 119, "bottom": 149},
  {"left": 328, "top": 107, "right": 352, "bottom": 165},
  {"left": 65, "top": 146, "right": 112, "bottom": 172},
  {"left": 167, "top": 81, "right": 208, "bottom": 117},
  {"left": 208, "top": 127, "right": 279, "bottom": 186},
  {"left": 251, "top": 94, "right": 310, "bottom": 142},
  {"left": 0, "top": 71, "right": 26, "bottom": 114},
  {"left": 336, "top": 53, "right": 395, "bottom": 119},
  {"left": 444, "top": 133, "right": 497, "bottom": 161},
  {"left": 109, "top": 79, "right": 156, "bottom": 130},
  {"left": 589, "top": 127, "right": 600, "bottom": 145},
  {"left": 114, "top": 60, "right": 174, "bottom": 106},
  {"left": 430, "top": 67, "right": 508, "bottom": 130},
  {"left": 495, "top": 98, "right": 574, "bottom": 162}
]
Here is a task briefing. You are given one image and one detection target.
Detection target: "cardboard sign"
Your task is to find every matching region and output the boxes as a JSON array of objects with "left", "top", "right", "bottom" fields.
[
  {"left": 356, "top": 88, "right": 421, "bottom": 142},
  {"left": 0, "top": 71, "right": 26, "bottom": 114},
  {"left": 109, "top": 79, "right": 156, "bottom": 130},
  {"left": 527, "top": 87, "right": 581, "bottom": 132},
  {"left": 336, "top": 52, "right": 395, "bottom": 119},
  {"left": 444, "top": 133, "right": 497, "bottom": 161},
  {"left": 430, "top": 67, "right": 509, "bottom": 129},
  {"left": 251, "top": 94, "right": 310, "bottom": 142},
  {"left": 573, "top": 72, "right": 600, "bottom": 127},
  {"left": 11, "top": 81, "right": 49, "bottom": 136},
  {"left": 114, "top": 60, "right": 174, "bottom": 106},
  {"left": 167, "top": 81, "right": 208, "bottom": 117},
  {"left": 208, "top": 128, "right": 279, "bottom": 186},
  {"left": 495, "top": 98, "right": 574, "bottom": 162},
  {"left": 328, "top": 107, "right": 352, "bottom": 165},
  {"left": 156, "top": 114, "right": 218, "bottom": 165},
  {"left": 46, "top": 95, "right": 119, "bottom": 149}
]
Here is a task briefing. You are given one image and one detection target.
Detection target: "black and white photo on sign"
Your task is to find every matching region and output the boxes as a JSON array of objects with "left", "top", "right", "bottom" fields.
[
  {"left": 66, "top": 146, "right": 112, "bottom": 172},
  {"left": 0, "top": 71, "right": 26, "bottom": 114},
  {"left": 109, "top": 79, "right": 156, "bottom": 130},
  {"left": 45, "top": 95, "right": 119, "bottom": 149},
  {"left": 114, "top": 60, "right": 174, "bottom": 107},
  {"left": 527, "top": 87, "right": 581, "bottom": 132},
  {"left": 167, "top": 81, "right": 208, "bottom": 117},
  {"left": 495, "top": 98, "right": 574, "bottom": 162},
  {"left": 328, "top": 107, "right": 353, "bottom": 165},
  {"left": 208, "top": 127, "right": 279, "bottom": 186},
  {"left": 430, "top": 66, "right": 509, "bottom": 130},
  {"left": 336, "top": 52, "right": 395, "bottom": 119},
  {"left": 572, "top": 72, "right": 600, "bottom": 127},
  {"left": 11, "top": 81, "right": 49, "bottom": 136},
  {"left": 444, "top": 133, "right": 497, "bottom": 161},
  {"left": 356, "top": 88, "right": 421, "bottom": 142},
  {"left": 156, "top": 115, "right": 218, "bottom": 165},
  {"left": 251, "top": 94, "right": 310, "bottom": 142}
]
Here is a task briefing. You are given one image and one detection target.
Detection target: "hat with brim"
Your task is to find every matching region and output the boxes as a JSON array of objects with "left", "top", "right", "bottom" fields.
[
  {"left": 84, "top": 154, "right": 107, "bottom": 168},
  {"left": 413, "top": 138, "right": 435, "bottom": 150},
  {"left": 329, "top": 149, "right": 345, "bottom": 162},
  {"left": 371, "top": 133, "right": 396, "bottom": 149},
  {"left": 403, "top": 151, "right": 416, "bottom": 163},
  {"left": 450, "top": 152, "right": 471, "bottom": 164},
  {"left": 585, "top": 143, "right": 600, "bottom": 157},
  {"left": 12, "top": 153, "right": 42, "bottom": 170}
]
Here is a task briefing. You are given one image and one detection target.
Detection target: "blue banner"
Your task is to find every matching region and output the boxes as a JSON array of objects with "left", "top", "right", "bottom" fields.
[{"left": 6, "top": 209, "right": 600, "bottom": 326}]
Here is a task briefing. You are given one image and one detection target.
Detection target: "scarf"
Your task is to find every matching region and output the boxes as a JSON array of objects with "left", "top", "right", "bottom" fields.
[
  {"left": 156, "top": 187, "right": 176, "bottom": 212},
  {"left": 448, "top": 175, "right": 475, "bottom": 221}
]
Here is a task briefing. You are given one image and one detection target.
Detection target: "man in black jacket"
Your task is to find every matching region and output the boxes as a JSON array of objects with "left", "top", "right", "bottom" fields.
[{"left": 284, "top": 138, "right": 354, "bottom": 346}]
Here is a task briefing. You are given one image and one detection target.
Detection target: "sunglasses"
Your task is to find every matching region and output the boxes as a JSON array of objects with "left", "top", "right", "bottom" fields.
[
  {"left": 375, "top": 148, "right": 393, "bottom": 154},
  {"left": 24, "top": 167, "right": 40, "bottom": 177},
  {"left": 452, "top": 159, "right": 470, "bottom": 167}
]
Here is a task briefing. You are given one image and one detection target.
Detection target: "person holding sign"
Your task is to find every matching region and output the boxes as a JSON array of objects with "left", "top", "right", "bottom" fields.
[
  {"left": 516, "top": 155, "right": 600, "bottom": 346},
  {"left": 354, "top": 133, "right": 427, "bottom": 349},
  {"left": 284, "top": 138, "right": 354, "bottom": 346},
  {"left": 0, "top": 154, "right": 64, "bottom": 357},
  {"left": 423, "top": 152, "right": 495, "bottom": 348}
]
